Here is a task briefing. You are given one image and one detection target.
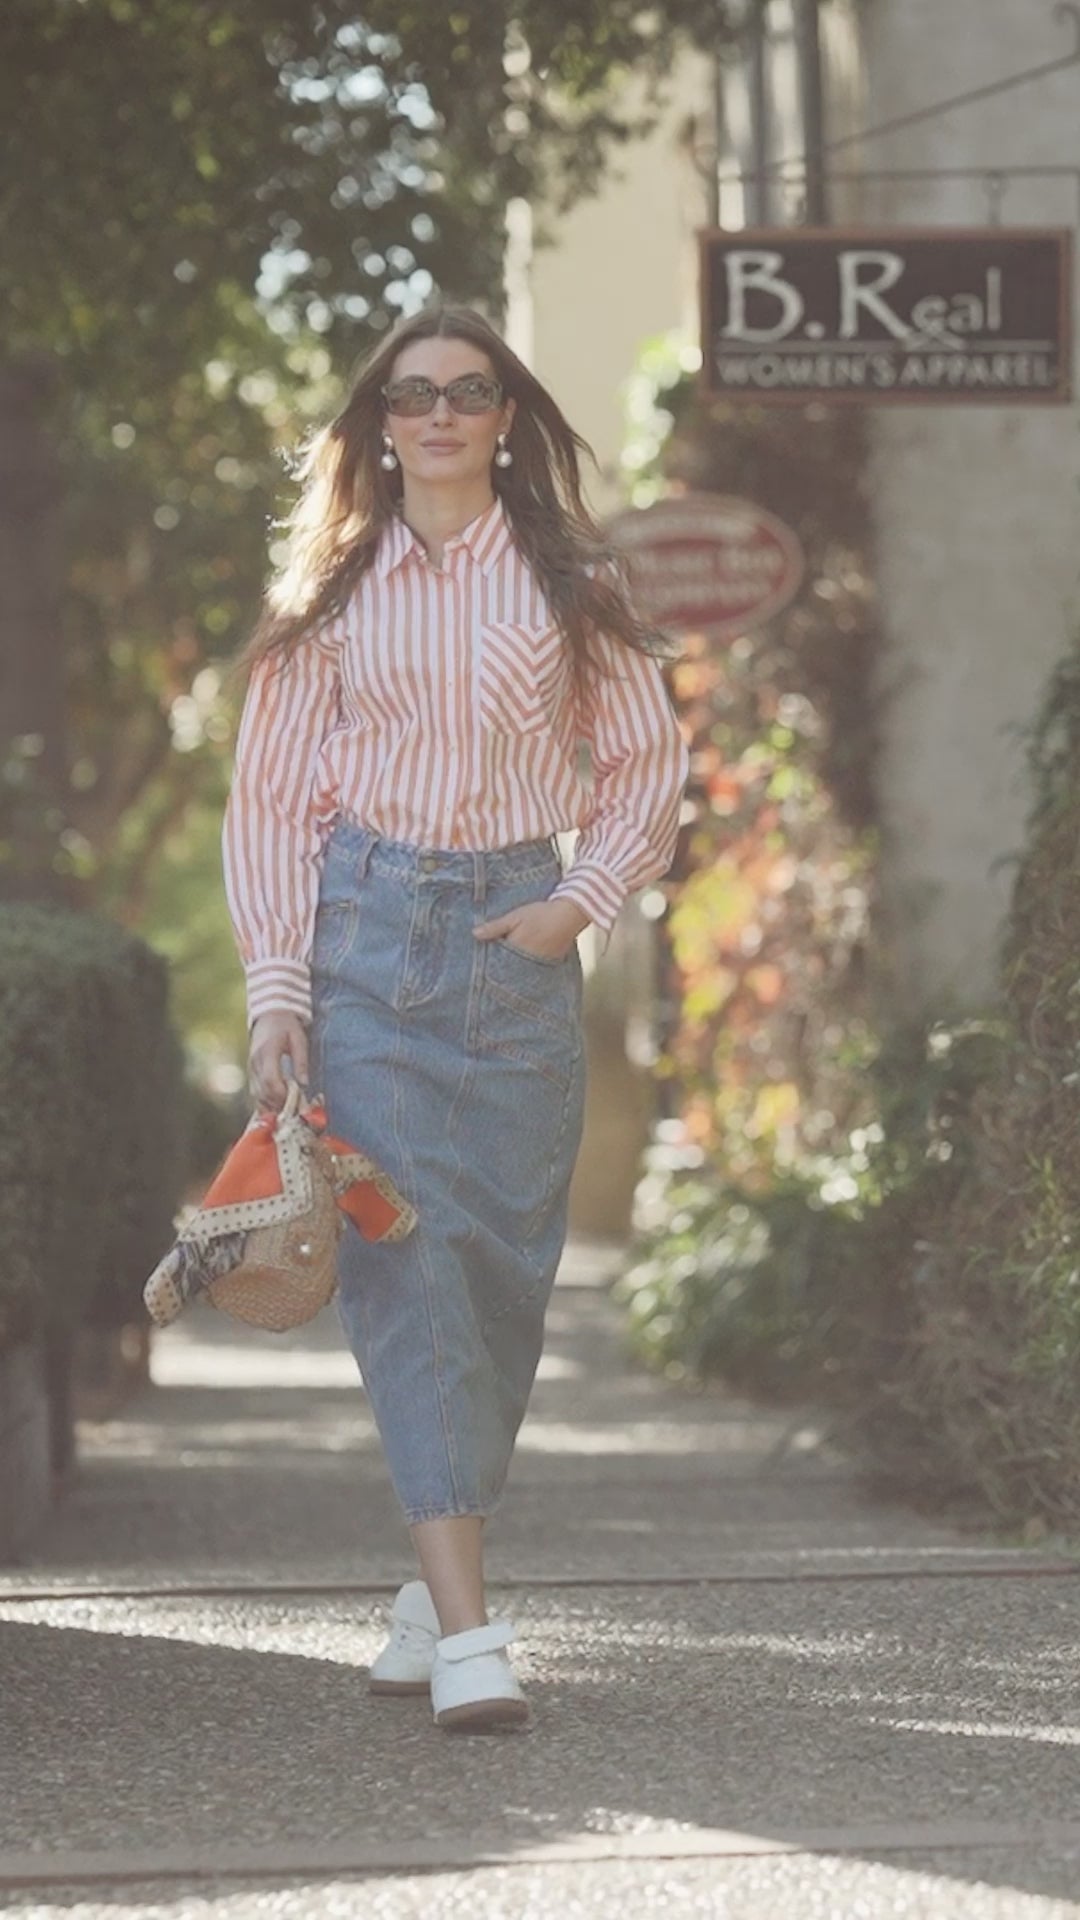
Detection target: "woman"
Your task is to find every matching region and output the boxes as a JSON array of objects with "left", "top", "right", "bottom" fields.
[{"left": 223, "top": 303, "right": 689, "bottom": 1734}]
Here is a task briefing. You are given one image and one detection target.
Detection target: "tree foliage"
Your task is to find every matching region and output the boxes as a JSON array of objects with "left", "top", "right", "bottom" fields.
[
  {"left": 1, "top": 2, "right": 497, "bottom": 389},
  {"left": 0, "top": 1, "right": 732, "bottom": 1022},
  {"left": 2, "top": 1, "right": 733, "bottom": 388}
]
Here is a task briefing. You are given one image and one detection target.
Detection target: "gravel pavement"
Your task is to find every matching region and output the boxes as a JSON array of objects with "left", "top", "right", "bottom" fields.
[{"left": 3, "top": 1237, "right": 1080, "bottom": 1917}]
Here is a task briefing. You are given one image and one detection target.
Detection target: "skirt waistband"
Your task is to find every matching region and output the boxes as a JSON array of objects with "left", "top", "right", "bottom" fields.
[{"left": 325, "top": 818, "right": 563, "bottom": 893}]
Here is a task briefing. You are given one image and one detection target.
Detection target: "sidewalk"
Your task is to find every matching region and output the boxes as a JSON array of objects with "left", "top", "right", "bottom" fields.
[{"left": 3, "top": 1239, "right": 1080, "bottom": 1917}]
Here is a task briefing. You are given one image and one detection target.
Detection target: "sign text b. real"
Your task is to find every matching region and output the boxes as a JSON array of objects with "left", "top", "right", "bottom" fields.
[{"left": 699, "top": 228, "right": 1071, "bottom": 405}]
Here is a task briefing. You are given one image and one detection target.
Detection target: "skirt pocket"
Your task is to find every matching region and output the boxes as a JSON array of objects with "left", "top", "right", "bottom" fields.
[
  {"left": 479, "top": 935, "right": 582, "bottom": 1089},
  {"left": 499, "top": 936, "right": 565, "bottom": 971},
  {"left": 312, "top": 900, "right": 357, "bottom": 976}
]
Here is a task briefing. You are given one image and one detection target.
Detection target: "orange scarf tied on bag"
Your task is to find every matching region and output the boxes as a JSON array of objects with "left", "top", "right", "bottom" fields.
[{"left": 144, "top": 1082, "right": 417, "bottom": 1330}]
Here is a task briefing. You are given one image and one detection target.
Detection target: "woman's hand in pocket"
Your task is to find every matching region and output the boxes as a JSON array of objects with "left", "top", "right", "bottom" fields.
[
  {"left": 473, "top": 897, "right": 589, "bottom": 962},
  {"left": 248, "top": 1011, "right": 310, "bottom": 1113}
]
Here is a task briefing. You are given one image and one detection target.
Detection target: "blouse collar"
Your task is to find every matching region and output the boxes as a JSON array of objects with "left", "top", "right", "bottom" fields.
[{"left": 374, "top": 494, "right": 514, "bottom": 578}]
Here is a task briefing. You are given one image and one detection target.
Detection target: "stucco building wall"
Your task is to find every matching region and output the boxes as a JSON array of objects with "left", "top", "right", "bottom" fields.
[
  {"left": 855, "top": 0, "right": 1080, "bottom": 1011},
  {"left": 519, "top": 59, "right": 710, "bottom": 515}
]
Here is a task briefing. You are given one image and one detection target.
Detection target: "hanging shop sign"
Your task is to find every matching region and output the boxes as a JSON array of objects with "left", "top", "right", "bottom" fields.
[
  {"left": 608, "top": 492, "right": 805, "bottom": 639},
  {"left": 699, "top": 227, "right": 1072, "bottom": 405}
]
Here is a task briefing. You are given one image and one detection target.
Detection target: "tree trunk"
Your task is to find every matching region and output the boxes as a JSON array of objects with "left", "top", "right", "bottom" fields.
[{"left": 0, "top": 352, "right": 69, "bottom": 900}]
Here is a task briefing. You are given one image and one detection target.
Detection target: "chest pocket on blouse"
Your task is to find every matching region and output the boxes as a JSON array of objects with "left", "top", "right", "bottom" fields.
[{"left": 477, "top": 621, "right": 571, "bottom": 735}]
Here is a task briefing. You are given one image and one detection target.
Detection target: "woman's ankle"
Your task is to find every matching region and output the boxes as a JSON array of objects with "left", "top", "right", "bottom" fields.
[{"left": 434, "top": 1607, "right": 490, "bottom": 1637}]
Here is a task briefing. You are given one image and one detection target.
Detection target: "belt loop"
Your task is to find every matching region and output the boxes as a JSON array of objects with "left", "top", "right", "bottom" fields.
[{"left": 473, "top": 850, "right": 486, "bottom": 906}]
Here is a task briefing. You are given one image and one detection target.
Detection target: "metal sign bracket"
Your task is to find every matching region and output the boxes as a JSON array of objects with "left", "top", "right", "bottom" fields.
[{"left": 723, "top": 4, "right": 1080, "bottom": 227}]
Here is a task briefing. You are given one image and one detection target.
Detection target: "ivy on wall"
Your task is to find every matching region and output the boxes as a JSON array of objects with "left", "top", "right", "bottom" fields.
[{"left": 629, "top": 341, "right": 883, "bottom": 1184}]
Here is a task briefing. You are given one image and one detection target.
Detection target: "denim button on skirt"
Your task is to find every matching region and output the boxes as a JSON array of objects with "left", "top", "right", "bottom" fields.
[{"left": 310, "top": 819, "right": 587, "bottom": 1524}]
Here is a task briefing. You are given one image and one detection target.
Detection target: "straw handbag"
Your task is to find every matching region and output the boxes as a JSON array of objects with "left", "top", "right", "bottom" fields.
[{"left": 144, "top": 1079, "right": 416, "bottom": 1332}]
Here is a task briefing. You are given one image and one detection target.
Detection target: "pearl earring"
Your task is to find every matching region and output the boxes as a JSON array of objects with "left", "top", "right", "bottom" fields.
[
  {"left": 494, "top": 432, "right": 513, "bottom": 469},
  {"left": 379, "top": 434, "right": 399, "bottom": 472}
]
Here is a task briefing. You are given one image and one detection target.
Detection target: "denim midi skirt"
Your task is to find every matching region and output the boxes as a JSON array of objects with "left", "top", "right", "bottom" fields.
[{"left": 309, "top": 819, "right": 587, "bottom": 1524}]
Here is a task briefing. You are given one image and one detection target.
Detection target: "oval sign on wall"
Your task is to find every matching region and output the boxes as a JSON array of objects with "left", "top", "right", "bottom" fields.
[{"left": 607, "top": 491, "right": 805, "bottom": 639}]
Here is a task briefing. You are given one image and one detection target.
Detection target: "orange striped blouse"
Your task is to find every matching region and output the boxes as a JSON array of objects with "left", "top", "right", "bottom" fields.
[{"left": 223, "top": 496, "right": 689, "bottom": 1024}]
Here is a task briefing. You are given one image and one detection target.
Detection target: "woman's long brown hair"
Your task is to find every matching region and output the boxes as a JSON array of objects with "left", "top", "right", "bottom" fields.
[{"left": 239, "top": 303, "right": 671, "bottom": 690}]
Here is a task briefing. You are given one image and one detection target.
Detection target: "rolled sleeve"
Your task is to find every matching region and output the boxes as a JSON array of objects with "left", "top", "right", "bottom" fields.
[{"left": 550, "top": 633, "right": 689, "bottom": 941}]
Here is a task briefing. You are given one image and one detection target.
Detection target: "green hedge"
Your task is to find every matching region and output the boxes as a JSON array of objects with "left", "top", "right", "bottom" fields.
[{"left": 0, "top": 905, "right": 184, "bottom": 1351}]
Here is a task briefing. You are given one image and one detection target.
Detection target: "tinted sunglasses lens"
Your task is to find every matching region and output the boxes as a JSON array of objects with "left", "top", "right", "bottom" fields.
[
  {"left": 384, "top": 379, "right": 436, "bottom": 415},
  {"left": 447, "top": 376, "right": 502, "bottom": 413}
]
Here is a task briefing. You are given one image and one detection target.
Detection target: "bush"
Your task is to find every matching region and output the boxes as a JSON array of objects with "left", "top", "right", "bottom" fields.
[
  {"left": 619, "top": 1162, "right": 833, "bottom": 1397},
  {"left": 834, "top": 646, "right": 1080, "bottom": 1531},
  {"left": 626, "top": 636, "right": 1080, "bottom": 1532},
  {"left": 620, "top": 1015, "right": 990, "bottom": 1394},
  {"left": 0, "top": 905, "right": 184, "bottom": 1351}
]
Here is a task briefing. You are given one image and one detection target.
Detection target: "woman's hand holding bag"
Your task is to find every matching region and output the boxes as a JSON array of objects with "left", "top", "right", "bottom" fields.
[{"left": 249, "top": 1010, "right": 311, "bottom": 1112}]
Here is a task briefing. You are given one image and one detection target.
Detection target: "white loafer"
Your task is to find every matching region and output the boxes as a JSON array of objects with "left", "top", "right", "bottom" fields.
[
  {"left": 368, "top": 1580, "right": 441, "bottom": 1694},
  {"left": 430, "top": 1619, "right": 529, "bottom": 1732}
]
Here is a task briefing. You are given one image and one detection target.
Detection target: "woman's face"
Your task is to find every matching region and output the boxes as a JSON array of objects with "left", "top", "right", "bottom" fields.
[{"left": 381, "top": 337, "right": 515, "bottom": 490}]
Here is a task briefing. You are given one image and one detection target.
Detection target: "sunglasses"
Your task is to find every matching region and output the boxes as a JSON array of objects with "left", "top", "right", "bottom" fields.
[{"left": 381, "top": 373, "right": 504, "bottom": 417}]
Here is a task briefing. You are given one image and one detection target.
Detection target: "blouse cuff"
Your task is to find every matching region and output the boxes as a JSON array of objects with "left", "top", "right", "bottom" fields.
[
  {"left": 245, "top": 957, "right": 312, "bottom": 1028},
  {"left": 550, "top": 861, "right": 627, "bottom": 938}
]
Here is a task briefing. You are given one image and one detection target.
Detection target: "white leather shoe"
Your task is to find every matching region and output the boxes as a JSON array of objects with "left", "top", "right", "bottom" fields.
[
  {"left": 430, "top": 1619, "right": 529, "bottom": 1732},
  {"left": 368, "top": 1580, "right": 441, "bottom": 1694}
]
